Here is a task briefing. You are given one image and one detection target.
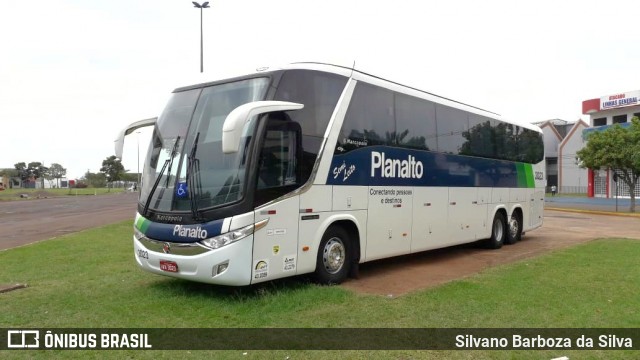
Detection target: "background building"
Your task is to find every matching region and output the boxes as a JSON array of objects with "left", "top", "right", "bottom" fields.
[
  {"left": 581, "top": 90, "right": 640, "bottom": 198},
  {"left": 533, "top": 119, "right": 589, "bottom": 194}
]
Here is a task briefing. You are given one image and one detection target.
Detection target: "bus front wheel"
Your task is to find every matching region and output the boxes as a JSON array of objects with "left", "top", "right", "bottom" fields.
[
  {"left": 314, "top": 226, "right": 351, "bottom": 285},
  {"left": 486, "top": 212, "right": 506, "bottom": 249}
]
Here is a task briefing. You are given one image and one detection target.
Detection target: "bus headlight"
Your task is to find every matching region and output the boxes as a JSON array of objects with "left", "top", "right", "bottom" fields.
[{"left": 200, "top": 218, "right": 269, "bottom": 250}]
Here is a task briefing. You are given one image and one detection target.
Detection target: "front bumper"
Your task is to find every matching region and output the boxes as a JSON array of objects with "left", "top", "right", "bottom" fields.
[{"left": 133, "top": 234, "right": 253, "bottom": 286}]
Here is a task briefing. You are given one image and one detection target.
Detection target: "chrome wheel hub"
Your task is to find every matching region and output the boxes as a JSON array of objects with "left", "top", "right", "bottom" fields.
[{"left": 323, "top": 237, "right": 345, "bottom": 274}]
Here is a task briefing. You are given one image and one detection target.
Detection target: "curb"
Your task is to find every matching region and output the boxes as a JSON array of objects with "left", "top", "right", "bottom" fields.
[{"left": 545, "top": 207, "right": 640, "bottom": 218}]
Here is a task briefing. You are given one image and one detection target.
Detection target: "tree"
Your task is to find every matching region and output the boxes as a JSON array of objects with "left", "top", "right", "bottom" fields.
[
  {"left": 0, "top": 168, "right": 18, "bottom": 188},
  {"left": 100, "top": 155, "right": 126, "bottom": 184},
  {"left": 14, "top": 162, "right": 28, "bottom": 185},
  {"left": 27, "top": 162, "right": 49, "bottom": 189},
  {"left": 48, "top": 163, "right": 67, "bottom": 188},
  {"left": 121, "top": 172, "right": 139, "bottom": 183},
  {"left": 577, "top": 117, "right": 640, "bottom": 212},
  {"left": 83, "top": 171, "right": 107, "bottom": 188},
  {"left": 2, "top": 167, "right": 18, "bottom": 181},
  {"left": 14, "top": 161, "right": 49, "bottom": 187}
]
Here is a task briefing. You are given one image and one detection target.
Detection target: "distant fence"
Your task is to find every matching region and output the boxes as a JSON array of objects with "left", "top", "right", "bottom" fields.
[
  {"left": 108, "top": 181, "right": 137, "bottom": 188},
  {"left": 559, "top": 186, "right": 588, "bottom": 195}
]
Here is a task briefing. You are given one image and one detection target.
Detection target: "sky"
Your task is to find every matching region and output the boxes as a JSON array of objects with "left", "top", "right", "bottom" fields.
[{"left": 1, "top": 0, "right": 639, "bottom": 180}]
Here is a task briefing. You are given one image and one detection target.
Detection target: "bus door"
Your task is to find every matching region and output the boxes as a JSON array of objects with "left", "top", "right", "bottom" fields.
[{"left": 251, "top": 117, "right": 302, "bottom": 284}]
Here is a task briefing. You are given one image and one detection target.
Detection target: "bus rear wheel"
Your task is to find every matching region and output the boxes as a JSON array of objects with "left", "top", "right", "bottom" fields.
[
  {"left": 314, "top": 226, "right": 351, "bottom": 285},
  {"left": 505, "top": 213, "right": 522, "bottom": 245},
  {"left": 486, "top": 212, "right": 506, "bottom": 249}
]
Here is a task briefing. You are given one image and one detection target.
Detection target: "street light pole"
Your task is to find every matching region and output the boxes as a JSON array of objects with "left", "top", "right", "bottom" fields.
[{"left": 192, "top": 2, "right": 210, "bottom": 73}]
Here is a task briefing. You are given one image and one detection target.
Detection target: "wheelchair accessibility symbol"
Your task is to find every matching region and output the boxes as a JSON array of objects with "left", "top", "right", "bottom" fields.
[{"left": 176, "top": 182, "right": 188, "bottom": 198}]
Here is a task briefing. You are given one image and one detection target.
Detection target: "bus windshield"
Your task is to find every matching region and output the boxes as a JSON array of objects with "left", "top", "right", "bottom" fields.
[{"left": 140, "top": 77, "right": 270, "bottom": 213}]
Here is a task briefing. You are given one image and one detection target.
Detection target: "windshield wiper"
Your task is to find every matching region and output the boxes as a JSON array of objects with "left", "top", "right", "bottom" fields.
[
  {"left": 143, "top": 136, "right": 181, "bottom": 218},
  {"left": 164, "top": 137, "right": 181, "bottom": 188},
  {"left": 187, "top": 132, "right": 203, "bottom": 221}
]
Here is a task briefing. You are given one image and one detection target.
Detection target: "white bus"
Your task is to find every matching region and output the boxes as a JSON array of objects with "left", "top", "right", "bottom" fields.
[{"left": 115, "top": 63, "right": 545, "bottom": 286}]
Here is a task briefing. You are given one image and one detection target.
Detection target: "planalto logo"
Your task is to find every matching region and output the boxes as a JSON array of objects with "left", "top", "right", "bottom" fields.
[
  {"left": 173, "top": 225, "right": 208, "bottom": 239},
  {"left": 371, "top": 151, "right": 423, "bottom": 179}
]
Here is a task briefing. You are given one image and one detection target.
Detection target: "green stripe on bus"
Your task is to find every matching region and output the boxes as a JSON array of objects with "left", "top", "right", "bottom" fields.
[
  {"left": 516, "top": 163, "right": 525, "bottom": 188},
  {"left": 525, "top": 163, "right": 535, "bottom": 188},
  {"left": 515, "top": 163, "right": 535, "bottom": 188},
  {"left": 135, "top": 216, "right": 151, "bottom": 233}
]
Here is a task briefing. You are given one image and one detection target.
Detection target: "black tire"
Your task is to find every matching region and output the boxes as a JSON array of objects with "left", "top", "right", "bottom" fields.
[
  {"left": 314, "top": 226, "right": 351, "bottom": 285},
  {"left": 505, "top": 213, "right": 522, "bottom": 245},
  {"left": 486, "top": 212, "right": 506, "bottom": 249}
]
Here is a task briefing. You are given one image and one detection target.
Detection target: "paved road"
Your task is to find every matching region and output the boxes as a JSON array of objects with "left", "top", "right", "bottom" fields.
[{"left": 0, "top": 192, "right": 139, "bottom": 251}]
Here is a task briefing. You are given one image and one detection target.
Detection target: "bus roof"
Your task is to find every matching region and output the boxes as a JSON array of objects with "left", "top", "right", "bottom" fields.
[{"left": 174, "top": 62, "right": 542, "bottom": 134}]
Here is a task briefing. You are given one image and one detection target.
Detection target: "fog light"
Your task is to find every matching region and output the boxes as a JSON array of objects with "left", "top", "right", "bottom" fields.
[{"left": 213, "top": 261, "right": 229, "bottom": 276}]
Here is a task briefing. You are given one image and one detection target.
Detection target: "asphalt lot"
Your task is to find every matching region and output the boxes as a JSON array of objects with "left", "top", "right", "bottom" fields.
[{"left": 0, "top": 192, "right": 138, "bottom": 251}]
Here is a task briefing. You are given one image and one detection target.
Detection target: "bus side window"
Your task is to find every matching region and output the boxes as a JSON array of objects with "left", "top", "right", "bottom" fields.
[{"left": 254, "top": 115, "right": 303, "bottom": 206}]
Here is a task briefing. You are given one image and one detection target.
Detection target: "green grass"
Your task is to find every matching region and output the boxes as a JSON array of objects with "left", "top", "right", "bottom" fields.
[
  {"left": 0, "top": 187, "right": 125, "bottom": 201},
  {"left": 0, "top": 222, "right": 638, "bottom": 359}
]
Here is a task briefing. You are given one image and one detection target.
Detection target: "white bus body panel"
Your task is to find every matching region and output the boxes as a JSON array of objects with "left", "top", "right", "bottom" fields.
[
  {"left": 529, "top": 190, "right": 545, "bottom": 229},
  {"left": 332, "top": 185, "right": 368, "bottom": 211},
  {"left": 251, "top": 196, "right": 300, "bottom": 284},
  {"left": 300, "top": 185, "right": 332, "bottom": 213},
  {"left": 410, "top": 187, "right": 450, "bottom": 252},
  {"left": 448, "top": 187, "right": 480, "bottom": 244},
  {"left": 365, "top": 186, "right": 413, "bottom": 261}
]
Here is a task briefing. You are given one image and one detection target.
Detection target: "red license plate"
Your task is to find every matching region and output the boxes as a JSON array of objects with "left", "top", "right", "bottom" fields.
[{"left": 159, "top": 260, "right": 178, "bottom": 273}]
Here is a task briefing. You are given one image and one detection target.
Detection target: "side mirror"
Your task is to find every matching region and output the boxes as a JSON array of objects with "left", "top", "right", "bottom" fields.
[
  {"left": 222, "top": 101, "right": 303, "bottom": 154},
  {"left": 114, "top": 117, "right": 157, "bottom": 160}
]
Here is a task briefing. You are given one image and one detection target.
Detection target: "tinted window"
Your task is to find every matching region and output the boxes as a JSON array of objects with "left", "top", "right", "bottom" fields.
[
  {"left": 338, "top": 82, "right": 395, "bottom": 152},
  {"left": 593, "top": 117, "right": 606, "bottom": 126},
  {"left": 518, "top": 127, "right": 544, "bottom": 163},
  {"left": 257, "top": 120, "right": 301, "bottom": 190},
  {"left": 463, "top": 114, "right": 495, "bottom": 158},
  {"left": 334, "top": 80, "right": 544, "bottom": 164},
  {"left": 395, "top": 93, "right": 437, "bottom": 151},
  {"left": 613, "top": 114, "right": 627, "bottom": 124},
  {"left": 436, "top": 105, "right": 468, "bottom": 154},
  {"left": 274, "top": 70, "right": 348, "bottom": 138},
  {"left": 273, "top": 70, "right": 348, "bottom": 184},
  {"left": 254, "top": 116, "right": 303, "bottom": 206}
]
